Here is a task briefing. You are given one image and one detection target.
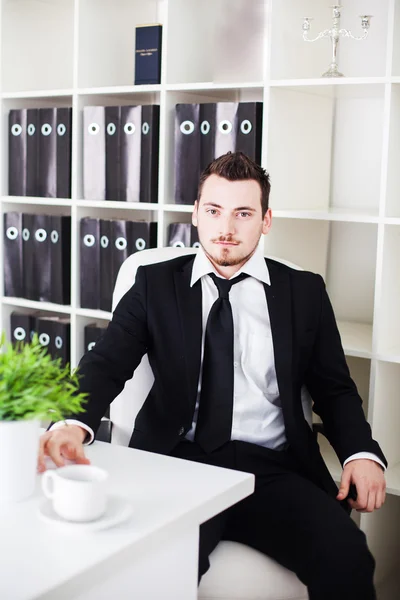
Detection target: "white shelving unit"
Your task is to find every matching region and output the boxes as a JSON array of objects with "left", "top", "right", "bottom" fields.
[{"left": 0, "top": 0, "right": 399, "bottom": 594}]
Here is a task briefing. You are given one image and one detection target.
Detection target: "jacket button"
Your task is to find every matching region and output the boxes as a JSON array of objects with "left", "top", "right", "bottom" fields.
[{"left": 178, "top": 427, "right": 185, "bottom": 436}]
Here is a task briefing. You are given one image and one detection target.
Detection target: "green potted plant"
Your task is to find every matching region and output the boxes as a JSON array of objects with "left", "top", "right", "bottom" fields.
[{"left": 0, "top": 333, "right": 87, "bottom": 507}]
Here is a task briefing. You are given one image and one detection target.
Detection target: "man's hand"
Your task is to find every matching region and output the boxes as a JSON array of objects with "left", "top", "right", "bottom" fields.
[
  {"left": 336, "top": 459, "right": 386, "bottom": 512},
  {"left": 37, "top": 425, "right": 90, "bottom": 473}
]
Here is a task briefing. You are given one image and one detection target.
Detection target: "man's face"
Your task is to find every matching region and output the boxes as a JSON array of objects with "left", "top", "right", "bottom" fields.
[{"left": 192, "top": 175, "right": 272, "bottom": 271}]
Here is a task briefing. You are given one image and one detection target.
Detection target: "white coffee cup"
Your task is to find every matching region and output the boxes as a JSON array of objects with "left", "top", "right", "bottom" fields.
[{"left": 41, "top": 464, "right": 108, "bottom": 522}]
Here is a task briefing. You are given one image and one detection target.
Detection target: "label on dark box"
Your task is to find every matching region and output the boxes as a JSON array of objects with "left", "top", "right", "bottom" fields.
[{"left": 135, "top": 24, "right": 162, "bottom": 85}]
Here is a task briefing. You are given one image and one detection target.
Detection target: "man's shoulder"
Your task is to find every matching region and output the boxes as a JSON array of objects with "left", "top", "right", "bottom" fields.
[
  {"left": 265, "top": 256, "right": 322, "bottom": 282},
  {"left": 140, "top": 253, "right": 196, "bottom": 277}
]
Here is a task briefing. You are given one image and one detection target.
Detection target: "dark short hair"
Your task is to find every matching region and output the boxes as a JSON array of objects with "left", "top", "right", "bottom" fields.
[{"left": 197, "top": 152, "right": 271, "bottom": 217}]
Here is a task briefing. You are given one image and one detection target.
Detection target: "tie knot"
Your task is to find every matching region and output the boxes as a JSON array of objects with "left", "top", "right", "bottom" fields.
[{"left": 208, "top": 272, "right": 249, "bottom": 299}]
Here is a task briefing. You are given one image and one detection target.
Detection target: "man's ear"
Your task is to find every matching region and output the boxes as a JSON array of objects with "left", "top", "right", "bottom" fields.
[{"left": 192, "top": 200, "right": 198, "bottom": 226}]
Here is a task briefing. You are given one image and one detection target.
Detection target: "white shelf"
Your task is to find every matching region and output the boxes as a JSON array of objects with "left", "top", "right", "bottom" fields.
[
  {"left": 78, "top": 85, "right": 161, "bottom": 96},
  {"left": 76, "top": 200, "right": 159, "bottom": 211},
  {"left": 2, "top": 196, "right": 73, "bottom": 207},
  {"left": 2, "top": 297, "right": 71, "bottom": 315},
  {"left": 338, "top": 321, "right": 373, "bottom": 359},
  {"left": 75, "top": 308, "right": 112, "bottom": 321},
  {"left": 166, "top": 82, "right": 264, "bottom": 91},
  {"left": 272, "top": 208, "right": 380, "bottom": 224},
  {"left": 2, "top": 89, "right": 74, "bottom": 100}
]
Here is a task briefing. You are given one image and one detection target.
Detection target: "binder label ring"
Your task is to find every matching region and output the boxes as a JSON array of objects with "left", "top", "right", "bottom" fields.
[
  {"left": 219, "top": 120, "right": 233, "bottom": 134},
  {"left": 41, "top": 124, "right": 52, "bottom": 136},
  {"left": 142, "top": 122, "right": 149, "bottom": 135},
  {"left": 107, "top": 123, "right": 116, "bottom": 135},
  {"left": 27, "top": 124, "right": 36, "bottom": 136},
  {"left": 35, "top": 229, "right": 47, "bottom": 242},
  {"left": 240, "top": 120, "right": 252, "bottom": 134},
  {"left": 55, "top": 336, "right": 63, "bottom": 349},
  {"left": 101, "top": 235, "right": 109, "bottom": 248},
  {"left": 6, "top": 226, "right": 18, "bottom": 240},
  {"left": 115, "top": 237, "right": 127, "bottom": 250},
  {"left": 88, "top": 123, "right": 100, "bottom": 135},
  {"left": 57, "top": 124, "right": 66, "bottom": 136},
  {"left": 13, "top": 327, "right": 26, "bottom": 341},
  {"left": 124, "top": 122, "right": 136, "bottom": 135},
  {"left": 39, "top": 333, "right": 50, "bottom": 347},
  {"left": 173, "top": 241, "right": 185, "bottom": 248},
  {"left": 22, "top": 228, "right": 30, "bottom": 241},
  {"left": 51, "top": 231, "right": 59, "bottom": 244},
  {"left": 11, "top": 124, "right": 22, "bottom": 136},
  {"left": 84, "top": 234, "right": 95, "bottom": 247},
  {"left": 180, "top": 120, "right": 195, "bottom": 135},
  {"left": 200, "top": 121, "right": 210, "bottom": 135},
  {"left": 135, "top": 238, "right": 146, "bottom": 251}
]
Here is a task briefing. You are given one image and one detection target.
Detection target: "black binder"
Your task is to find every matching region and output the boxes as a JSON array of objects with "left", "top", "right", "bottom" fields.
[
  {"left": 236, "top": 102, "right": 263, "bottom": 163},
  {"left": 8, "top": 109, "right": 27, "bottom": 196},
  {"left": 105, "top": 106, "right": 121, "bottom": 201},
  {"left": 174, "top": 104, "right": 200, "bottom": 204},
  {"left": 191, "top": 225, "right": 200, "bottom": 248},
  {"left": 140, "top": 104, "right": 160, "bottom": 203},
  {"left": 99, "top": 219, "right": 113, "bottom": 312},
  {"left": 80, "top": 218, "right": 100, "bottom": 309},
  {"left": 32, "top": 214, "right": 52, "bottom": 302},
  {"left": 56, "top": 108, "right": 72, "bottom": 198},
  {"left": 120, "top": 105, "right": 141, "bottom": 202},
  {"left": 167, "top": 222, "right": 191, "bottom": 247},
  {"left": 83, "top": 106, "right": 106, "bottom": 200},
  {"left": 84, "top": 323, "right": 107, "bottom": 353},
  {"left": 199, "top": 103, "right": 216, "bottom": 172},
  {"left": 10, "top": 312, "right": 36, "bottom": 345},
  {"left": 215, "top": 102, "right": 238, "bottom": 159},
  {"left": 36, "top": 316, "right": 70, "bottom": 367},
  {"left": 50, "top": 216, "right": 71, "bottom": 305},
  {"left": 110, "top": 220, "right": 131, "bottom": 299},
  {"left": 38, "top": 108, "right": 57, "bottom": 198},
  {"left": 26, "top": 109, "right": 39, "bottom": 197},
  {"left": 129, "top": 221, "right": 158, "bottom": 255},
  {"left": 4, "top": 212, "right": 23, "bottom": 297},
  {"left": 22, "top": 213, "right": 36, "bottom": 300}
]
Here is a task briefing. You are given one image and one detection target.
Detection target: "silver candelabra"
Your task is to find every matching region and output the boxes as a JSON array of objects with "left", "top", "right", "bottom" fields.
[{"left": 302, "top": 5, "right": 372, "bottom": 78}]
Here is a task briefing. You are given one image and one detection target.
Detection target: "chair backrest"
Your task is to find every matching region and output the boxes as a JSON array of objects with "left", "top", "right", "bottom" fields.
[{"left": 109, "top": 247, "right": 312, "bottom": 446}]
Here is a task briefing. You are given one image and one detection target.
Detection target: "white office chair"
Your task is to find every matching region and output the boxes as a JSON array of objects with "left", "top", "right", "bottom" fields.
[{"left": 110, "top": 247, "right": 308, "bottom": 600}]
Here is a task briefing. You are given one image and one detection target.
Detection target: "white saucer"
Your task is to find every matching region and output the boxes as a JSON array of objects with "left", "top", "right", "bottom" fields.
[{"left": 37, "top": 495, "right": 133, "bottom": 532}]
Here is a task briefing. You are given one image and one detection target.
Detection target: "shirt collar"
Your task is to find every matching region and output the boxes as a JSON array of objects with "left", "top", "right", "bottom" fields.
[{"left": 190, "top": 245, "right": 271, "bottom": 287}]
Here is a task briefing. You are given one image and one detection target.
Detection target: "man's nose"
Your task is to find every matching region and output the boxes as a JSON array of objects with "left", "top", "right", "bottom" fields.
[{"left": 219, "top": 216, "right": 236, "bottom": 236}]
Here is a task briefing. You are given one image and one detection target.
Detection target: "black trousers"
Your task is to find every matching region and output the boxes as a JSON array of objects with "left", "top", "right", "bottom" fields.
[{"left": 170, "top": 439, "right": 376, "bottom": 600}]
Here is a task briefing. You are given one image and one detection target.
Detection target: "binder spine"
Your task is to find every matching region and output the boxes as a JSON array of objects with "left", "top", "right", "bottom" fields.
[
  {"left": 8, "top": 109, "right": 27, "bottom": 196},
  {"left": 140, "top": 105, "right": 160, "bottom": 203},
  {"left": 3, "top": 212, "right": 23, "bottom": 297},
  {"left": 99, "top": 219, "right": 113, "bottom": 312},
  {"left": 56, "top": 107, "right": 72, "bottom": 198},
  {"left": 83, "top": 106, "right": 106, "bottom": 200},
  {"left": 199, "top": 103, "right": 216, "bottom": 172},
  {"left": 10, "top": 312, "right": 35, "bottom": 345},
  {"left": 174, "top": 104, "right": 200, "bottom": 205},
  {"left": 50, "top": 215, "right": 71, "bottom": 305},
  {"left": 105, "top": 106, "right": 121, "bottom": 201},
  {"left": 33, "top": 214, "right": 52, "bottom": 302},
  {"left": 111, "top": 220, "right": 131, "bottom": 294},
  {"left": 120, "top": 105, "right": 141, "bottom": 202},
  {"left": 26, "top": 109, "right": 39, "bottom": 197},
  {"left": 38, "top": 108, "right": 57, "bottom": 198},
  {"left": 235, "top": 102, "right": 263, "bottom": 163},
  {"left": 214, "top": 102, "right": 238, "bottom": 159},
  {"left": 167, "top": 223, "right": 191, "bottom": 248},
  {"left": 80, "top": 218, "right": 100, "bottom": 309},
  {"left": 22, "top": 213, "right": 36, "bottom": 300}
]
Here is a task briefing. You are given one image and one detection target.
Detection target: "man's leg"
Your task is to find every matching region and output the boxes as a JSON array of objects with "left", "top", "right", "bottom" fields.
[{"left": 224, "top": 443, "right": 376, "bottom": 600}]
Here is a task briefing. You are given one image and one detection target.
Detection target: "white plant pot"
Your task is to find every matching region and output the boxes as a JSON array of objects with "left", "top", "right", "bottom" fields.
[{"left": 0, "top": 419, "right": 40, "bottom": 507}]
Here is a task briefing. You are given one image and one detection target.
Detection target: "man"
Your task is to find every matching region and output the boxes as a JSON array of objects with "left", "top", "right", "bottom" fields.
[{"left": 38, "top": 152, "right": 386, "bottom": 599}]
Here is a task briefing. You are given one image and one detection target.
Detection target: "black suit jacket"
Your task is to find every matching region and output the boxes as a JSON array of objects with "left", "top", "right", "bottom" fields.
[{"left": 74, "top": 255, "right": 387, "bottom": 502}]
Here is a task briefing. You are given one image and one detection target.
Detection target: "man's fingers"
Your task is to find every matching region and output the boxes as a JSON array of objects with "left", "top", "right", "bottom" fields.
[
  {"left": 336, "top": 469, "right": 351, "bottom": 500},
  {"left": 46, "top": 437, "right": 66, "bottom": 468},
  {"left": 37, "top": 432, "right": 53, "bottom": 472}
]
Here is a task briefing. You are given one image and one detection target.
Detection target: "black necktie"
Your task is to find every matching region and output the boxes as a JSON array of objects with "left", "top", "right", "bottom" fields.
[{"left": 194, "top": 272, "right": 250, "bottom": 453}]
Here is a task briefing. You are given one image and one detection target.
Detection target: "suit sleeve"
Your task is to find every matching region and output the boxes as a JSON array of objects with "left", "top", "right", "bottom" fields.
[
  {"left": 305, "top": 275, "right": 387, "bottom": 468},
  {"left": 58, "top": 265, "right": 149, "bottom": 436}
]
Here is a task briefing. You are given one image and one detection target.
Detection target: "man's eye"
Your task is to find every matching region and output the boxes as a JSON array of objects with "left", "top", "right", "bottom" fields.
[
  {"left": 207, "top": 209, "right": 217, "bottom": 215},
  {"left": 239, "top": 212, "right": 250, "bottom": 217}
]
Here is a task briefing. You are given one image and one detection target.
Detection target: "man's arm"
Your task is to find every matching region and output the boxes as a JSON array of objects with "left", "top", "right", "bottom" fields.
[
  {"left": 48, "top": 265, "right": 149, "bottom": 439},
  {"left": 304, "top": 275, "right": 387, "bottom": 468}
]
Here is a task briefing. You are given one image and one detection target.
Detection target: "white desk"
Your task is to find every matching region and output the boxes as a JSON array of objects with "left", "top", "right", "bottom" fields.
[{"left": 0, "top": 440, "right": 254, "bottom": 600}]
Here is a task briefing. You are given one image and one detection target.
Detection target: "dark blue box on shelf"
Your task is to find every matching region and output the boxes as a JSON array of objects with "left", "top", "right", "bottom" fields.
[{"left": 134, "top": 24, "right": 162, "bottom": 85}]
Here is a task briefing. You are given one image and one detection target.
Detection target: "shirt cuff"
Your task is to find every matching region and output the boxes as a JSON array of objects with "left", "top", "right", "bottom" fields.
[
  {"left": 343, "top": 452, "right": 386, "bottom": 471},
  {"left": 48, "top": 420, "right": 95, "bottom": 445}
]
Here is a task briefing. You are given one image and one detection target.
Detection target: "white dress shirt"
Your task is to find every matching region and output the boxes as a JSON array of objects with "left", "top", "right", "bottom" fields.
[{"left": 51, "top": 246, "right": 384, "bottom": 470}]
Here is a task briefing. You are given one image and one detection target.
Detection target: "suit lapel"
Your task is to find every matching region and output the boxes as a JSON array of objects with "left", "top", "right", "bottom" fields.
[
  {"left": 263, "top": 259, "right": 301, "bottom": 438},
  {"left": 173, "top": 259, "right": 202, "bottom": 410}
]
